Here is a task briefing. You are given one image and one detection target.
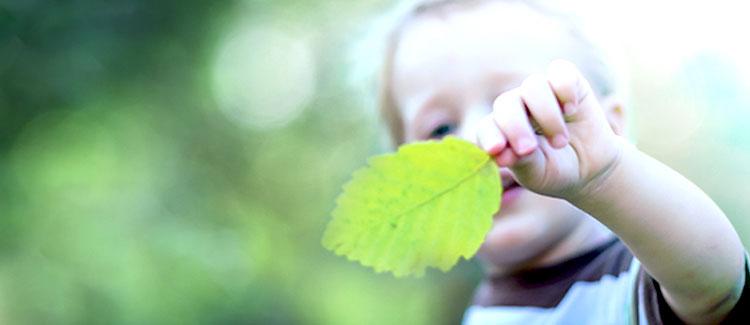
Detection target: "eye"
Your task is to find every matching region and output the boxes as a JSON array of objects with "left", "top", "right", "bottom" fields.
[{"left": 429, "top": 122, "right": 457, "bottom": 139}]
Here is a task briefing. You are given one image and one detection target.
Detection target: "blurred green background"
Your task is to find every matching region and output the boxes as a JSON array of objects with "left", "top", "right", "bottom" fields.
[{"left": 1, "top": 0, "right": 749, "bottom": 324}]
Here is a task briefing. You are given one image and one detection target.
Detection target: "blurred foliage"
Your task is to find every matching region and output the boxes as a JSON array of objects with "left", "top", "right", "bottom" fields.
[
  {"left": 1, "top": 0, "right": 750, "bottom": 324},
  {"left": 0, "top": 0, "right": 479, "bottom": 324}
]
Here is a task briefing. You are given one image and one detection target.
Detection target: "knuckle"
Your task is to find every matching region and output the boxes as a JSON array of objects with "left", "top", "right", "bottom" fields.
[
  {"left": 551, "top": 80, "right": 577, "bottom": 102},
  {"left": 548, "top": 63, "right": 583, "bottom": 102},
  {"left": 520, "top": 74, "right": 548, "bottom": 101},
  {"left": 492, "top": 89, "right": 520, "bottom": 112}
]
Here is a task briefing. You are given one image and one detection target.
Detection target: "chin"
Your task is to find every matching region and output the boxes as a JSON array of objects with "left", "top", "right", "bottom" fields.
[
  {"left": 476, "top": 214, "right": 551, "bottom": 267},
  {"left": 477, "top": 192, "right": 585, "bottom": 269}
]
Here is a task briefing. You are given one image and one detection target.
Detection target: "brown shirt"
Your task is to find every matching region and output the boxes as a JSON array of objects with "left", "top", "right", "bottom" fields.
[{"left": 463, "top": 238, "right": 749, "bottom": 324}]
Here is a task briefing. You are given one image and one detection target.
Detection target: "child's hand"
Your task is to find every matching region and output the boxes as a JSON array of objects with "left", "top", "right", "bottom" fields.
[
  {"left": 477, "top": 60, "right": 625, "bottom": 199},
  {"left": 477, "top": 62, "right": 746, "bottom": 325}
]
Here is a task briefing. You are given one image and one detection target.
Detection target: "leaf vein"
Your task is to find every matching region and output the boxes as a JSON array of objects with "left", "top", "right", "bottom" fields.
[{"left": 389, "top": 155, "right": 492, "bottom": 223}]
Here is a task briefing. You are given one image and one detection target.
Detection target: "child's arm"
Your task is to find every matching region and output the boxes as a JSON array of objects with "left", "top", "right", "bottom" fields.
[
  {"left": 477, "top": 60, "right": 746, "bottom": 324},
  {"left": 573, "top": 131, "right": 744, "bottom": 324}
]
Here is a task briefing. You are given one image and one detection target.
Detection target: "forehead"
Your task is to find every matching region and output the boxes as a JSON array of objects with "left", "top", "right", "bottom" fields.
[{"left": 391, "top": 2, "right": 574, "bottom": 117}]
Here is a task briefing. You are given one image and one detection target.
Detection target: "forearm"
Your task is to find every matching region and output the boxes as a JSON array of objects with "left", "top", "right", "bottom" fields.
[{"left": 570, "top": 137, "right": 745, "bottom": 322}]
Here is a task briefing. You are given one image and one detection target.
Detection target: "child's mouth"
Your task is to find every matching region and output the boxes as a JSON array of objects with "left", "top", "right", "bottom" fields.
[{"left": 500, "top": 175, "right": 523, "bottom": 207}]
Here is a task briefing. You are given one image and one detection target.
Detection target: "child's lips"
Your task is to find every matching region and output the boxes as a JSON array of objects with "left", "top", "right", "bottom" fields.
[
  {"left": 502, "top": 181, "right": 523, "bottom": 207},
  {"left": 499, "top": 170, "right": 522, "bottom": 209}
]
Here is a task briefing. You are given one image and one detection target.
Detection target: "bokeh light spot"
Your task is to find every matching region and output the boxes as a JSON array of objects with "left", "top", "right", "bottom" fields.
[{"left": 212, "top": 24, "right": 316, "bottom": 130}]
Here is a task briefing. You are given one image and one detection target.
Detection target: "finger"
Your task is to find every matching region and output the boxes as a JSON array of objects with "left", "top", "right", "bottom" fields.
[
  {"left": 494, "top": 147, "right": 519, "bottom": 167},
  {"left": 519, "top": 74, "right": 569, "bottom": 149},
  {"left": 492, "top": 90, "right": 537, "bottom": 156},
  {"left": 547, "top": 59, "right": 596, "bottom": 117},
  {"left": 476, "top": 115, "right": 507, "bottom": 155}
]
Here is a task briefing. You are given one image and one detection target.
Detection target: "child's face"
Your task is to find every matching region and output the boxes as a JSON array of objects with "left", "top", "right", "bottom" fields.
[{"left": 390, "top": 2, "right": 598, "bottom": 269}]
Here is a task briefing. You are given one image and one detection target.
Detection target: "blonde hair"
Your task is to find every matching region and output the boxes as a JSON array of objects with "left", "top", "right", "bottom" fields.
[{"left": 352, "top": 0, "right": 628, "bottom": 146}]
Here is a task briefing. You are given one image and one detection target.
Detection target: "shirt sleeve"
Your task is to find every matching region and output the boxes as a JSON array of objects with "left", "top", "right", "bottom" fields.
[{"left": 637, "top": 252, "right": 750, "bottom": 324}]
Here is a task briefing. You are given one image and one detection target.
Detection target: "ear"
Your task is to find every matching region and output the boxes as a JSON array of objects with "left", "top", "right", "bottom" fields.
[{"left": 600, "top": 96, "right": 626, "bottom": 136}]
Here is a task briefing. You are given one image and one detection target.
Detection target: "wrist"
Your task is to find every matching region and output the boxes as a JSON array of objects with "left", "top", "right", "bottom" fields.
[{"left": 565, "top": 136, "right": 633, "bottom": 206}]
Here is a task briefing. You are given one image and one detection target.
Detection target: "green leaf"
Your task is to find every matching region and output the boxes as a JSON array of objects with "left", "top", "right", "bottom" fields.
[{"left": 322, "top": 136, "right": 502, "bottom": 277}]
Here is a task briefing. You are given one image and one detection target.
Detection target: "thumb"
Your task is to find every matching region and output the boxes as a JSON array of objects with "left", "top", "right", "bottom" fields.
[{"left": 547, "top": 59, "right": 601, "bottom": 118}]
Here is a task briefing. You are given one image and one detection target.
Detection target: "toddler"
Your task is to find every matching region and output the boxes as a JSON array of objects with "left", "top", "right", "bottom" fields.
[{"left": 371, "top": 0, "right": 749, "bottom": 323}]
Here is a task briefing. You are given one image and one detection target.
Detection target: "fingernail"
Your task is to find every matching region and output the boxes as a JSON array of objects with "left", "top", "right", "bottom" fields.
[
  {"left": 495, "top": 155, "right": 507, "bottom": 166},
  {"left": 487, "top": 143, "right": 503, "bottom": 156},
  {"left": 552, "top": 134, "right": 568, "bottom": 148},
  {"left": 496, "top": 149, "right": 514, "bottom": 166}
]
